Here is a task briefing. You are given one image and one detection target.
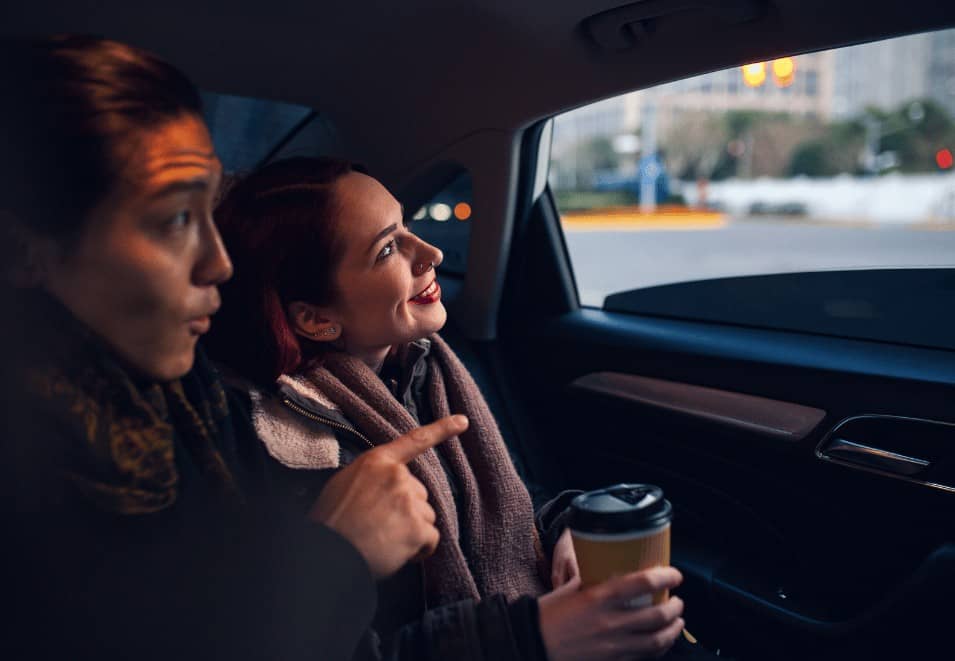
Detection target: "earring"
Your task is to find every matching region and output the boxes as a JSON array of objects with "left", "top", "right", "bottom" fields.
[{"left": 414, "top": 261, "right": 435, "bottom": 276}]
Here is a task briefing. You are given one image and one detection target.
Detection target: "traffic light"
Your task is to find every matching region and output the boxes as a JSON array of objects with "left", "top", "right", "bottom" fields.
[
  {"left": 772, "top": 57, "right": 795, "bottom": 88},
  {"left": 937, "top": 148, "right": 954, "bottom": 170},
  {"left": 741, "top": 62, "right": 766, "bottom": 88}
]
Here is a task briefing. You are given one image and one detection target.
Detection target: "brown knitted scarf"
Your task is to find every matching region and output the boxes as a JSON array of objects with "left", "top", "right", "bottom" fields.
[
  {"left": 308, "top": 334, "right": 548, "bottom": 606},
  {"left": 22, "top": 293, "right": 241, "bottom": 514}
]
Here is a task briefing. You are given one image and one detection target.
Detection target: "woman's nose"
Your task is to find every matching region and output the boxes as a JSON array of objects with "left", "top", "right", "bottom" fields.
[
  {"left": 195, "top": 216, "right": 234, "bottom": 286},
  {"left": 420, "top": 239, "right": 443, "bottom": 270},
  {"left": 410, "top": 237, "right": 443, "bottom": 275}
]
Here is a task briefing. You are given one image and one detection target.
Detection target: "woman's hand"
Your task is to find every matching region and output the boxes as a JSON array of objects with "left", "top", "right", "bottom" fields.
[
  {"left": 538, "top": 566, "right": 684, "bottom": 661},
  {"left": 550, "top": 528, "right": 580, "bottom": 588}
]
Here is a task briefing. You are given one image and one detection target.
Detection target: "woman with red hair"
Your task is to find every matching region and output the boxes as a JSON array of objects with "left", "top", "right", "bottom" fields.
[{"left": 209, "top": 156, "right": 689, "bottom": 661}]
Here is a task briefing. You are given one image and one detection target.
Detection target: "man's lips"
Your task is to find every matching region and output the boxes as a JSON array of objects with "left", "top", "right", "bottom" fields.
[
  {"left": 187, "top": 304, "right": 219, "bottom": 335},
  {"left": 409, "top": 279, "right": 441, "bottom": 304},
  {"left": 188, "top": 316, "right": 212, "bottom": 335}
]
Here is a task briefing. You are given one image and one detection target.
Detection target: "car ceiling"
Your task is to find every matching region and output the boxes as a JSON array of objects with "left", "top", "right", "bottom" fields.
[{"left": 4, "top": 0, "right": 955, "bottom": 180}]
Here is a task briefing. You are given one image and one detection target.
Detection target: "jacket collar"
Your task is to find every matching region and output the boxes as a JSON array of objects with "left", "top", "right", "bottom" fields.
[
  {"left": 276, "top": 373, "right": 354, "bottom": 429},
  {"left": 382, "top": 337, "right": 431, "bottom": 407},
  {"left": 242, "top": 340, "right": 432, "bottom": 471},
  {"left": 226, "top": 371, "right": 347, "bottom": 471}
]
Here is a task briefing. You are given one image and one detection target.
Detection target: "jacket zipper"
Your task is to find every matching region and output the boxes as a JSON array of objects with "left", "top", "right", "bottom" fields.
[{"left": 280, "top": 397, "right": 375, "bottom": 450}]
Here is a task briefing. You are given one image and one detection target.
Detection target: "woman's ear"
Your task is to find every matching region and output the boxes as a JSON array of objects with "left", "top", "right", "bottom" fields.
[{"left": 287, "top": 301, "right": 341, "bottom": 343}]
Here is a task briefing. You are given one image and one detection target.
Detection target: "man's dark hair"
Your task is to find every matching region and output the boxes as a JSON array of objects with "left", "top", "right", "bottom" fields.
[{"left": 0, "top": 34, "right": 202, "bottom": 242}]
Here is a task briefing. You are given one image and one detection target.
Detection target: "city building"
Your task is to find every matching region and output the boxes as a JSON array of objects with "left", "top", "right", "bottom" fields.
[{"left": 553, "top": 28, "right": 955, "bottom": 160}]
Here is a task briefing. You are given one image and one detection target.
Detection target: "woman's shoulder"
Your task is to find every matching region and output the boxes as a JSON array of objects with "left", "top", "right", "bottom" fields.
[{"left": 218, "top": 366, "right": 358, "bottom": 472}]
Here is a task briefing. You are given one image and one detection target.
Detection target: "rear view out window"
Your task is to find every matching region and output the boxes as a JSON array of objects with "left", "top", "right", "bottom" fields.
[
  {"left": 549, "top": 28, "right": 955, "bottom": 350},
  {"left": 202, "top": 92, "right": 312, "bottom": 173},
  {"left": 408, "top": 172, "right": 473, "bottom": 276}
]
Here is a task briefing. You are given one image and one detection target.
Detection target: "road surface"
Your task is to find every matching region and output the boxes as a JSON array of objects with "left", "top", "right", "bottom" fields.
[{"left": 563, "top": 217, "right": 955, "bottom": 306}]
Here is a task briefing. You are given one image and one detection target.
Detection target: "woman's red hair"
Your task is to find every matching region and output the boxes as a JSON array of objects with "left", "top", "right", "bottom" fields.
[{"left": 205, "top": 156, "right": 360, "bottom": 386}]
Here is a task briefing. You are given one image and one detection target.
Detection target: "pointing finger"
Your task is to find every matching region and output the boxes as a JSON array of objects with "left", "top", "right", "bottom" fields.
[{"left": 379, "top": 415, "right": 469, "bottom": 464}]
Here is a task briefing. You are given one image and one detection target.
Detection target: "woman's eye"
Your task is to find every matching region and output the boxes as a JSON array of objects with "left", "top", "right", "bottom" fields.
[{"left": 376, "top": 239, "right": 397, "bottom": 261}]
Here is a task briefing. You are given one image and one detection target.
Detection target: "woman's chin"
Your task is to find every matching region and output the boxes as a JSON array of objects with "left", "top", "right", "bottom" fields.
[
  {"left": 404, "top": 308, "right": 447, "bottom": 343},
  {"left": 422, "top": 303, "right": 448, "bottom": 335}
]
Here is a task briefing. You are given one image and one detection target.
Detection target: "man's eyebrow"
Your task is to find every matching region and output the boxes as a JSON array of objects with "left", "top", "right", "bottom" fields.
[
  {"left": 161, "top": 149, "right": 217, "bottom": 160},
  {"left": 149, "top": 179, "right": 210, "bottom": 199},
  {"left": 368, "top": 223, "right": 398, "bottom": 254}
]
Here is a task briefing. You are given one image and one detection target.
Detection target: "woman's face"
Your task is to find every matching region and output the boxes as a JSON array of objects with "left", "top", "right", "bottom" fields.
[
  {"left": 322, "top": 171, "right": 446, "bottom": 363},
  {"left": 40, "top": 114, "right": 232, "bottom": 381}
]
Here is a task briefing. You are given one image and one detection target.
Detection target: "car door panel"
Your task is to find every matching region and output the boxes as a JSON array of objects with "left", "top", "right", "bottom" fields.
[{"left": 499, "top": 302, "right": 955, "bottom": 658}]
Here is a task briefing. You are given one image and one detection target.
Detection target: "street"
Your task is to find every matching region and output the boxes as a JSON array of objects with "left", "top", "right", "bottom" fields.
[{"left": 563, "top": 218, "right": 955, "bottom": 306}]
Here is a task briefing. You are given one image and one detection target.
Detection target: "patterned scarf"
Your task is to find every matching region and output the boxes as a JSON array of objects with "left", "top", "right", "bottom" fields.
[
  {"left": 22, "top": 294, "right": 240, "bottom": 514},
  {"left": 309, "top": 334, "right": 548, "bottom": 606}
]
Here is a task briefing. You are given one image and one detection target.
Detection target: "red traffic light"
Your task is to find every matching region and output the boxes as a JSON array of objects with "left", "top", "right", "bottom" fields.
[{"left": 937, "top": 149, "right": 954, "bottom": 170}]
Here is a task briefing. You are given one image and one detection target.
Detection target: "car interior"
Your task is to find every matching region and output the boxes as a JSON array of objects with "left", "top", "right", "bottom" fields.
[{"left": 5, "top": 1, "right": 955, "bottom": 658}]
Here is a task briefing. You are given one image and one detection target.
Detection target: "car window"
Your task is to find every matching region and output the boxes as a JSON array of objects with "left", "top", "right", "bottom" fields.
[
  {"left": 201, "top": 90, "right": 472, "bottom": 274},
  {"left": 549, "top": 28, "right": 955, "bottom": 351},
  {"left": 408, "top": 172, "right": 473, "bottom": 276},
  {"left": 201, "top": 91, "right": 314, "bottom": 173}
]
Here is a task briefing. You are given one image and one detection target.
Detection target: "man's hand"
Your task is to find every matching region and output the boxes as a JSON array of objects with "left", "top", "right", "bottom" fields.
[{"left": 308, "top": 414, "right": 468, "bottom": 578}]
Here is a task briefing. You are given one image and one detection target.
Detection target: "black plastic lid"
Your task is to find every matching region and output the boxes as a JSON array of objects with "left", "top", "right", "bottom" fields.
[{"left": 568, "top": 484, "right": 672, "bottom": 534}]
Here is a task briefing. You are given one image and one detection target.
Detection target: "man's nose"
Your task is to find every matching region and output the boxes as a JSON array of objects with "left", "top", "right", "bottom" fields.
[{"left": 195, "top": 216, "right": 234, "bottom": 286}]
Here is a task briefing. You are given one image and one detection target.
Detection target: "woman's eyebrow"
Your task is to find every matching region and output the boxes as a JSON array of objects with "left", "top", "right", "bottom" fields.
[{"left": 368, "top": 223, "right": 398, "bottom": 254}]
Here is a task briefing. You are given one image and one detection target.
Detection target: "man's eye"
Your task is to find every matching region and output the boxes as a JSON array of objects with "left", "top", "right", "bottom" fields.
[
  {"left": 167, "top": 210, "right": 191, "bottom": 228},
  {"left": 377, "top": 239, "right": 397, "bottom": 261}
]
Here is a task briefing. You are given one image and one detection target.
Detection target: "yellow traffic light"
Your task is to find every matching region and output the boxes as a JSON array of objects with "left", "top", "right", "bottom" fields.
[
  {"left": 742, "top": 62, "right": 766, "bottom": 88},
  {"left": 772, "top": 57, "right": 795, "bottom": 87}
]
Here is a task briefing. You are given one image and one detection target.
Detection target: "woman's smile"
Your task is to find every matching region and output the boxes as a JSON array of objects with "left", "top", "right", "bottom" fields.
[{"left": 409, "top": 279, "right": 441, "bottom": 305}]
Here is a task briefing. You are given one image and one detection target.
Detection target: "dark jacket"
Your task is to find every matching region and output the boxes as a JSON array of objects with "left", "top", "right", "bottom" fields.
[
  {"left": 0, "top": 297, "right": 378, "bottom": 661},
  {"left": 226, "top": 340, "right": 579, "bottom": 661}
]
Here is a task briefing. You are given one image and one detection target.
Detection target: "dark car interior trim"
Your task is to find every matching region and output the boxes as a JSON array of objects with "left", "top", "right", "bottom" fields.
[
  {"left": 543, "top": 309, "right": 955, "bottom": 388},
  {"left": 816, "top": 415, "right": 955, "bottom": 493},
  {"left": 570, "top": 371, "right": 827, "bottom": 441}
]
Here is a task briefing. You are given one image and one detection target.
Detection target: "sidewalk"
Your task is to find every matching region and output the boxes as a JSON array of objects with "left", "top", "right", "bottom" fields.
[{"left": 561, "top": 205, "right": 726, "bottom": 231}]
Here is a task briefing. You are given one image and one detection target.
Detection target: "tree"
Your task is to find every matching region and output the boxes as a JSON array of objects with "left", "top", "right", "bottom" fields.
[
  {"left": 661, "top": 110, "right": 727, "bottom": 180},
  {"left": 879, "top": 99, "right": 955, "bottom": 173},
  {"left": 786, "top": 118, "right": 865, "bottom": 176}
]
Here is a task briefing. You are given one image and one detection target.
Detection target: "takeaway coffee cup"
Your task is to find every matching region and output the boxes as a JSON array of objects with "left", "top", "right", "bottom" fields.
[{"left": 568, "top": 483, "right": 673, "bottom": 607}]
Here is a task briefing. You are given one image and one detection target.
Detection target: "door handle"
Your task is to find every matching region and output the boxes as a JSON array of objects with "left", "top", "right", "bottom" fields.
[{"left": 821, "top": 438, "right": 930, "bottom": 476}]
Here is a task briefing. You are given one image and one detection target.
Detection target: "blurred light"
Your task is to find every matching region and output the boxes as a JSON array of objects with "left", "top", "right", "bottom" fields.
[
  {"left": 413, "top": 206, "right": 427, "bottom": 220},
  {"left": 937, "top": 148, "right": 954, "bottom": 170},
  {"left": 742, "top": 62, "right": 766, "bottom": 88},
  {"left": 776, "top": 75, "right": 794, "bottom": 88},
  {"left": 772, "top": 57, "right": 795, "bottom": 78},
  {"left": 612, "top": 134, "right": 640, "bottom": 154},
  {"left": 454, "top": 202, "right": 472, "bottom": 220},
  {"left": 430, "top": 203, "right": 452, "bottom": 221}
]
